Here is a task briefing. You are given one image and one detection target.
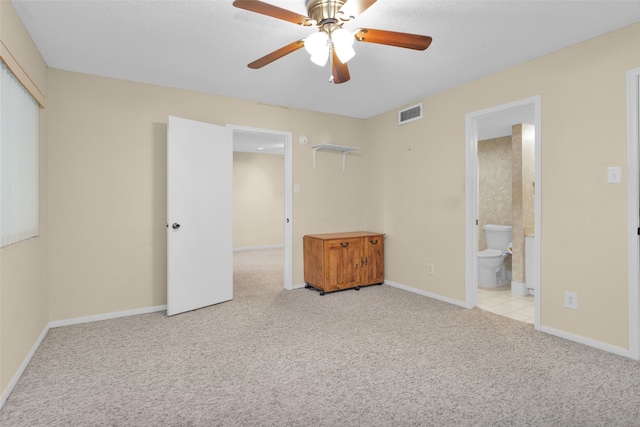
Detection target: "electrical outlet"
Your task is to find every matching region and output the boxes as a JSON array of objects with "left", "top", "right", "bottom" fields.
[
  {"left": 427, "top": 263, "right": 435, "bottom": 275},
  {"left": 564, "top": 291, "right": 578, "bottom": 309}
]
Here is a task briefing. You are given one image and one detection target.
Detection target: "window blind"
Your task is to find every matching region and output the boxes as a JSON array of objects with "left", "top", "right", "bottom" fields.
[{"left": 0, "top": 60, "right": 39, "bottom": 247}]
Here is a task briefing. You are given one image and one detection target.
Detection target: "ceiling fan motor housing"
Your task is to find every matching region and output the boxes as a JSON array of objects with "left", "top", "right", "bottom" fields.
[{"left": 306, "top": 0, "right": 349, "bottom": 29}]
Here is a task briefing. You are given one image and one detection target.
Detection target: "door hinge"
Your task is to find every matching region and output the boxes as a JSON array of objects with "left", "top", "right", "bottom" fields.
[
  {"left": 637, "top": 227, "right": 640, "bottom": 236},
  {"left": 476, "top": 219, "right": 479, "bottom": 225}
]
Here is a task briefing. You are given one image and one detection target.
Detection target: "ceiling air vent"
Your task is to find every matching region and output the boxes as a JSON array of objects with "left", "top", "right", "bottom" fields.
[{"left": 398, "top": 103, "right": 423, "bottom": 125}]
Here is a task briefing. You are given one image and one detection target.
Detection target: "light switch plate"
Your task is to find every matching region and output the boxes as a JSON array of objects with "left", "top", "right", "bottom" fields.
[{"left": 607, "top": 166, "right": 622, "bottom": 184}]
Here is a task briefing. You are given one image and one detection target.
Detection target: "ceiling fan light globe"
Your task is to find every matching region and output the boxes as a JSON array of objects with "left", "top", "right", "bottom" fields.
[
  {"left": 305, "top": 31, "right": 330, "bottom": 66},
  {"left": 335, "top": 45, "right": 355, "bottom": 63},
  {"left": 332, "top": 28, "right": 354, "bottom": 47},
  {"left": 304, "top": 31, "right": 329, "bottom": 55},
  {"left": 331, "top": 28, "right": 356, "bottom": 63},
  {"left": 310, "top": 50, "right": 330, "bottom": 66}
]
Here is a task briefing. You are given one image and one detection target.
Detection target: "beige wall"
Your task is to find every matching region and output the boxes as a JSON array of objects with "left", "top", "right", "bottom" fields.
[
  {"left": 0, "top": 0, "right": 49, "bottom": 396},
  {"left": 233, "top": 152, "right": 284, "bottom": 248},
  {"left": 46, "top": 69, "right": 366, "bottom": 321},
  {"left": 0, "top": 0, "right": 47, "bottom": 91},
  {"left": 364, "top": 23, "right": 640, "bottom": 349}
]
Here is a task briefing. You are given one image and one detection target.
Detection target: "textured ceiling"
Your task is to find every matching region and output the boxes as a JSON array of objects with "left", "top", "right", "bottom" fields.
[{"left": 11, "top": 0, "right": 640, "bottom": 119}]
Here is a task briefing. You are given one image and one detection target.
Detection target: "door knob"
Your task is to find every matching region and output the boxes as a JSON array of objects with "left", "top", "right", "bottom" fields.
[{"left": 172, "top": 223, "right": 181, "bottom": 230}]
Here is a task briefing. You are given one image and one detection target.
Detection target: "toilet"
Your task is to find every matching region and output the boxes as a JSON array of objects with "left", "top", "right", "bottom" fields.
[{"left": 478, "top": 224, "right": 512, "bottom": 287}]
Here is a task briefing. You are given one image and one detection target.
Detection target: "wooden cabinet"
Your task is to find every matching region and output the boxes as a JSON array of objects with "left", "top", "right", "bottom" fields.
[{"left": 303, "top": 231, "right": 384, "bottom": 295}]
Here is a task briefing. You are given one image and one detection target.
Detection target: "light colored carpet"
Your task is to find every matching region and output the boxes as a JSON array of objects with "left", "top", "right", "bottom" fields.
[{"left": 2, "top": 247, "right": 640, "bottom": 426}]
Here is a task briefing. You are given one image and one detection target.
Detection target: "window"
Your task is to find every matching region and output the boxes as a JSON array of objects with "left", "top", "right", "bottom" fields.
[{"left": 0, "top": 60, "right": 39, "bottom": 247}]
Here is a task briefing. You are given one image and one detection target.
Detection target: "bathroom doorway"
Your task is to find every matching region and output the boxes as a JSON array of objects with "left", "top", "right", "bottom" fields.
[{"left": 465, "top": 96, "right": 542, "bottom": 330}]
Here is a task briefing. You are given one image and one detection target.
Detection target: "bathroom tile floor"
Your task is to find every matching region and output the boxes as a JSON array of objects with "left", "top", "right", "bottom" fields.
[{"left": 478, "top": 285, "right": 534, "bottom": 324}]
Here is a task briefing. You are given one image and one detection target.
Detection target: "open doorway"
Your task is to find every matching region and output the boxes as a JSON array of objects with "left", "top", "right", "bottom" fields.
[
  {"left": 465, "top": 96, "right": 542, "bottom": 330},
  {"left": 229, "top": 126, "right": 293, "bottom": 292}
]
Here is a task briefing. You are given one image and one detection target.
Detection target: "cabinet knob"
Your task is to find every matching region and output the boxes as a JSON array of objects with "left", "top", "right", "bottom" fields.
[
  {"left": 370, "top": 239, "right": 378, "bottom": 244},
  {"left": 340, "top": 242, "right": 349, "bottom": 248}
]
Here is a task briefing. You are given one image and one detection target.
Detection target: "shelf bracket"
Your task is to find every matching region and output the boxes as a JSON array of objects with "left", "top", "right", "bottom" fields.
[{"left": 341, "top": 151, "right": 349, "bottom": 174}]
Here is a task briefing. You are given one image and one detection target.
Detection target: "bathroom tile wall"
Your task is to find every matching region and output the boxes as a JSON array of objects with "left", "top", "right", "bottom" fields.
[
  {"left": 511, "top": 124, "right": 536, "bottom": 284},
  {"left": 478, "top": 127, "right": 535, "bottom": 285},
  {"left": 478, "top": 135, "right": 512, "bottom": 251}
]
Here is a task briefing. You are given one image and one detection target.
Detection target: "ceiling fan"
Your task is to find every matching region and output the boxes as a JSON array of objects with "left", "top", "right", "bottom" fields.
[{"left": 232, "top": 0, "right": 433, "bottom": 84}]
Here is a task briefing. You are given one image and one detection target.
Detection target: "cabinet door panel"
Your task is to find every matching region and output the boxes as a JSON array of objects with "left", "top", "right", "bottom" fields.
[
  {"left": 324, "top": 238, "right": 362, "bottom": 291},
  {"left": 303, "top": 236, "right": 324, "bottom": 288},
  {"left": 363, "top": 236, "right": 384, "bottom": 285}
]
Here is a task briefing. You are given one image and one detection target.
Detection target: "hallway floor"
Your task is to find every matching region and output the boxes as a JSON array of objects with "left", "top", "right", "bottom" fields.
[{"left": 478, "top": 285, "right": 534, "bottom": 324}]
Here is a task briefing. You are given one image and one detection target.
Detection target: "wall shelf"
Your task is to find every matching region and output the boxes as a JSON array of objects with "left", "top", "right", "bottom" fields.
[{"left": 312, "top": 144, "right": 360, "bottom": 173}]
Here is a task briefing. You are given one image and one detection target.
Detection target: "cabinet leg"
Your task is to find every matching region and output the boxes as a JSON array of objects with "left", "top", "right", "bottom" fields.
[
  {"left": 319, "top": 291, "right": 325, "bottom": 296},
  {"left": 355, "top": 286, "right": 360, "bottom": 291}
]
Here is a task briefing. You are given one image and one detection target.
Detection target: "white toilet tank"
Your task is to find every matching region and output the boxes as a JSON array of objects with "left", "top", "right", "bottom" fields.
[{"left": 484, "top": 224, "right": 512, "bottom": 253}]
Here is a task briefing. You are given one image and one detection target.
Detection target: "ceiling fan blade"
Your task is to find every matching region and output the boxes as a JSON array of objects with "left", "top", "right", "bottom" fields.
[
  {"left": 248, "top": 40, "right": 305, "bottom": 69},
  {"left": 338, "top": 0, "right": 377, "bottom": 20},
  {"left": 331, "top": 49, "right": 351, "bottom": 84},
  {"left": 355, "top": 28, "right": 432, "bottom": 50},
  {"left": 233, "top": 0, "right": 312, "bottom": 26}
]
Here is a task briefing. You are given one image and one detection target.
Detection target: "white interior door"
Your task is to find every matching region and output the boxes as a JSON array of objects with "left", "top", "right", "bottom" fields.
[{"left": 167, "top": 116, "right": 233, "bottom": 316}]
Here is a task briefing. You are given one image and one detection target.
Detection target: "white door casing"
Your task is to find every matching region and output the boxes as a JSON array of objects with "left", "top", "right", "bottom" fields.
[
  {"left": 626, "top": 67, "right": 640, "bottom": 359},
  {"left": 228, "top": 125, "right": 293, "bottom": 290},
  {"left": 167, "top": 116, "right": 233, "bottom": 316},
  {"left": 465, "top": 96, "right": 542, "bottom": 330}
]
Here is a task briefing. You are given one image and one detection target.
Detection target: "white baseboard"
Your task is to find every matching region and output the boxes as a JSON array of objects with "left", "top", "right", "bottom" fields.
[
  {"left": 0, "top": 323, "right": 50, "bottom": 409},
  {"left": 0, "top": 304, "right": 167, "bottom": 411},
  {"left": 291, "top": 282, "right": 307, "bottom": 290},
  {"left": 511, "top": 281, "right": 529, "bottom": 296},
  {"left": 233, "top": 244, "right": 284, "bottom": 252},
  {"left": 387, "top": 280, "right": 635, "bottom": 360},
  {"left": 49, "top": 305, "right": 167, "bottom": 328},
  {"left": 384, "top": 280, "right": 470, "bottom": 308},
  {"left": 540, "top": 325, "right": 633, "bottom": 359}
]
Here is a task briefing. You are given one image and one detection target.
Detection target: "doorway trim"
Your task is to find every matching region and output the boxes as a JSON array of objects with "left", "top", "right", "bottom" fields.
[
  {"left": 626, "top": 67, "right": 640, "bottom": 360},
  {"left": 465, "top": 95, "right": 542, "bottom": 330},
  {"left": 227, "top": 124, "right": 293, "bottom": 290}
]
